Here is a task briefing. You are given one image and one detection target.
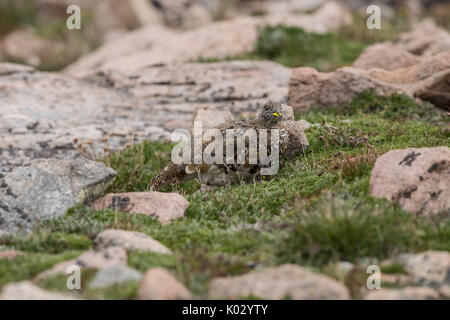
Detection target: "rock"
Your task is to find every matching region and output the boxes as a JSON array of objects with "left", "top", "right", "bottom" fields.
[
  {"left": 370, "top": 147, "right": 450, "bottom": 216},
  {"left": 163, "top": 119, "right": 191, "bottom": 132},
  {"left": 297, "top": 119, "right": 313, "bottom": 131},
  {"left": 138, "top": 268, "right": 192, "bottom": 300},
  {"left": 439, "top": 285, "right": 450, "bottom": 298},
  {"left": 279, "top": 120, "right": 310, "bottom": 158},
  {"left": 364, "top": 287, "right": 440, "bottom": 300},
  {"left": 89, "top": 265, "right": 142, "bottom": 288},
  {"left": 0, "top": 250, "right": 21, "bottom": 260},
  {"left": 35, "top": 247, "right": 127, "bottom": 280},
  {"left": 0, "top": 281, "right": 78, "bottom": 300},
  {"left": 393, "top": 251, "right": 450, "bottom": 288},
  {"left": 192, "top": 106, "right": 235, "bottom": 132},
  {"left": 0, "top": 30, "right": 52, "bottom": 67},
  {"left": 150, "top": 0, "right": 212, "bottom": 29},
  {"left": 289, "top": 51, "right": 450, "bottom": 111},
  {"left": 95, "top": 229, "right": 172, "bottom": 255},
  {"left": 335, "top": 261, "right": 354, "bottom": 278},
  {"left": 353, "top": 43, "right": 422, "bottom": 71},
  {"left": 208, "top": 264, "right": 350, "bottom": 299},
  {"left": 396, "top": 18, "right": 450, "bottom": 56},
  {"left": 262, "top": 0, "right": 327, "bottom": 14},
  {"left": 91, "top": 192, "right": 188, "bottom": 225},
  {"left": 0, "top": 61, "right": 290, "bottom": 169},
  {"left": 0, "top": 158, "right": 116, "bottom": 234},
  {"left": 64, "top": 2, "right": 351, "bottom": 77}
]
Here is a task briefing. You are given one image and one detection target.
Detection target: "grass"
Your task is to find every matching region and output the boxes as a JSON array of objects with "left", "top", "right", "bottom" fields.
[
  {"left": 196, "top": 12, "right": 412, "bottom": 71},
  {"left": 253, "top": 25, "right": 368, "bottom": 71},
  {"left": 0, "top": 92, "right": 448, "bottom": 299}
]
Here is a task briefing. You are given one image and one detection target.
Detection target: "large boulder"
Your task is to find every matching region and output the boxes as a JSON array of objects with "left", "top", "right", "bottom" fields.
[
  {"left": 0, "top": 158, "right": 116, "bottom": 234},
  {"left": 0, "top": 61, "right": 290, "bottom": 168},
  {"left": 208, "top": 264, "right": 350, "bottom": 299},
  {"left": 289, "top": 51, "right": 450, "bottom": 111},
  {"left": 369, "top": 147, "right": 450, "bottom": 216}
]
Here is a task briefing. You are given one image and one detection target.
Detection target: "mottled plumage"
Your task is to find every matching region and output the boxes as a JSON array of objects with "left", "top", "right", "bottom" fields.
[{"left": 148, "top": 102, "right": 290, "bottom": 191}]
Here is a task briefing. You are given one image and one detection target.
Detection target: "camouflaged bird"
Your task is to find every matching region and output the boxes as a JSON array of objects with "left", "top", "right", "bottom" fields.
[{"left": 148, "top": 101, "right": 290, "bottom": 191}]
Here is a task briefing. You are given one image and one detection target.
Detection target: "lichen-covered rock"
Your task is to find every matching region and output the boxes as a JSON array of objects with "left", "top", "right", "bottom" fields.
[
  {"left": 0, "top": 281, "right": 78, "bottom": 300},
  {"left": 208, "top": 264, "right": 350, "bottom": 299},
  {"left": 370, "top": 147, "right": 450, "bottom": 215},
  {"left": 88, "top": 265, "right": 142, "bottom": 289},
  {"left": 0, "top": 158, "right": 116, "bottom": 234},
  {"left": 138, "top": 268, "right": 192, "bottom": 300},
  {"left": 95, "top": 229, "right": 172, "bottom": 254},
  {"left": 392, "top": 251, "right": 450, "bottom": 288},
  {"left": 91, "top": 192, "right": 188, "bottom": 225}
]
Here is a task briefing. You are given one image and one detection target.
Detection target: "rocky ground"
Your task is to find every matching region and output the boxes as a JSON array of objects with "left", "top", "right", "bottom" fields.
[{"left": 0, "top": 0, "right": 449, "bottom": 300}]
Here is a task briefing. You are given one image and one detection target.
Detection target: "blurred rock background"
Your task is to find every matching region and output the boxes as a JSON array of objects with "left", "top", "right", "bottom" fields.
[{"left": 0, "top": 0, "right": 448, "bottom": 71}]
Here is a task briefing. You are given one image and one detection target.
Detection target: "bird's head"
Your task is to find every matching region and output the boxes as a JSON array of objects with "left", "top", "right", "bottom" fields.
[{"left": 257, "top": 101, "right": 284, "bottom": 125}]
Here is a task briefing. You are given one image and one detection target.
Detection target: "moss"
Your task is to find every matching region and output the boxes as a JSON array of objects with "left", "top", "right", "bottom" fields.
[
  {"left": 0, "top": 251, "right": 81, "bottom": 288},
  {"left": 381, "top": 263, "right": 407, "bottom": 275},
  {"left": 0, "top": 232, "right": 92, "bottom": 254}
]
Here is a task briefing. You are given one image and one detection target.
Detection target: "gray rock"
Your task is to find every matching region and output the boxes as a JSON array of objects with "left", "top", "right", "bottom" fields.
[
  {"left": 393, "top": 251, "right": 450, "bottom": 288},
  {"left": 95, "top": 229, "right": 172, "bottom": 255},
  {"left": 0, "top": 157, "right": 116, "bottom": 234},
  {"left": 89, "top": 265, "right": 142, "bottom": 289}
]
